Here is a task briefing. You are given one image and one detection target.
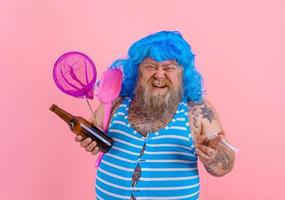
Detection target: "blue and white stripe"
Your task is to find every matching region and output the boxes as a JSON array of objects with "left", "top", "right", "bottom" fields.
[{"left": 96, "top": 97, "right": 199, "bottom": 200}]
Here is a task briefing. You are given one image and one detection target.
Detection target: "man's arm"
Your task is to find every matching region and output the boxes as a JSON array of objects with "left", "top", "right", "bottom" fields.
[
  {"left": 76, "top": 97, "right": 123, "bottom": 155},
  {"left": 89, "top": 96, "right": 123, "bottom": 129},
  {"left": 89, "top": 103, "right": 104, "bottom": 129},
  {"left": 194, "top": 98, "right": 235, "bottom": 177}
]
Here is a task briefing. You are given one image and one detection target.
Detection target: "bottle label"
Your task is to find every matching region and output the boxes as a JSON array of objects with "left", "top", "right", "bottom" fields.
[
  {"left": 69, "top": 121, "right": 75, "bottom": 129},
  {"left": 79, "top": 123, "right": 112, "bottom": 146}
]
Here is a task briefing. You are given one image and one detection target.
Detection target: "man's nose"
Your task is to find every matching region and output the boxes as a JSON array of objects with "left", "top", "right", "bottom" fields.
[{"left": 154, "top": 66, "right": 165, "bottom": 80}]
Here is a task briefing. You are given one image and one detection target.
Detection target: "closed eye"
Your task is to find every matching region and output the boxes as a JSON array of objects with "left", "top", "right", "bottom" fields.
[
  {"left": 163, "top": 65, "right": 178, "bottom": 71},
  {"left": 143, "top": 64, "right": 156, "bottom": 70}
]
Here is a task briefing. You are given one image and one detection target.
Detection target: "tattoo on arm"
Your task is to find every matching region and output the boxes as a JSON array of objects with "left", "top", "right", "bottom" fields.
[
  {"left": 204, "top": 148, "right": 234, "bottom": 176},
  {"left": 188, "top": 100, "right": 216, "bottom": 126},
  {"left": 188, "top": 101, "right": 204, "bottom": 129},
  {"left": 204, "top": 164, "right": 216, "bottom": 175},
  {"left": 200, "top": 102, "right": 215, "bottom": 123},
  {"left": 211, "top": 150, "right": 232, "bottom": 170}
]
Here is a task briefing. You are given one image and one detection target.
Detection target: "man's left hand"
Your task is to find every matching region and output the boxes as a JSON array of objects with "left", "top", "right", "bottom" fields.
[
  {"left": 196, "top": 134, "right": 224, "bottom": 165},
  {"left": 195, "top": 133, "right": 235, "bottom": 176}
]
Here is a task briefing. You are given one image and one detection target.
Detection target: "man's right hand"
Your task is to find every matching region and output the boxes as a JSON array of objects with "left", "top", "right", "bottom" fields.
[{"left": 75, "top": 135, "right": 100, "bottom": 155}]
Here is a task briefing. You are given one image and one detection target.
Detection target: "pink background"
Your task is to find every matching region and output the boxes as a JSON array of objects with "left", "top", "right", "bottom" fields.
[{"left": 1, "top": 0, "right": 284, "bottom": 199}]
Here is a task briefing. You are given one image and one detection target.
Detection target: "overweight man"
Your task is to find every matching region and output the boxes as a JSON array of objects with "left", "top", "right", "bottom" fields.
[{"left": 75, "top": 31, "right": 235, "bottom": 200}]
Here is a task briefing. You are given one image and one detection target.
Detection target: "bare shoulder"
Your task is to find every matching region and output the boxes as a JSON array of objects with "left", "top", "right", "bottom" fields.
[{"left": 187, "top": 98, "right": 224, "bottom": 136}]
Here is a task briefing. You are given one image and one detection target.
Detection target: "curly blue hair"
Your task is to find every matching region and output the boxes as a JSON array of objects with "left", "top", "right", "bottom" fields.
[{"left": 110, "top": 31, "right": 205, "bottom": 102}]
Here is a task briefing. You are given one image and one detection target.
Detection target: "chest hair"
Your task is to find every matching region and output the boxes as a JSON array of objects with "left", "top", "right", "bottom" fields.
[{"left": 128, "top": 101, "right": 178, "bottom": 136}]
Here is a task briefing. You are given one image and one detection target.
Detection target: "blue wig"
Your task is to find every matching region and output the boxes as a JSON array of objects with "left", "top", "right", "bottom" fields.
[{"left": 111, "top": 31, "right": 205, "bottom": 102}]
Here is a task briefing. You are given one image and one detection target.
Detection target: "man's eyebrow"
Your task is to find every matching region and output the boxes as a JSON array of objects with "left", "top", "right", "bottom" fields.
[
  {"left": 161, "top": 62, "right": 178, "bottom": 67},
  {"left": 140, "top": 60, "right": 178, "bottom": 67},
  {"left": 141, "top": 62, "right": 156, "bottom": 65}
]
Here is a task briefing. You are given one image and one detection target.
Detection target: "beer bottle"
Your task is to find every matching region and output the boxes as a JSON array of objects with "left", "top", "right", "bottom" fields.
[{"left": 49, "top": 104, "right": 113, "bottom": 153}]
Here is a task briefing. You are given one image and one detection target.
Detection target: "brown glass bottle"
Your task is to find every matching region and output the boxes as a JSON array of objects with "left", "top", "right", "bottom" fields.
[{"left": 49, "top": 104, "right": 113, "bottom": 153}]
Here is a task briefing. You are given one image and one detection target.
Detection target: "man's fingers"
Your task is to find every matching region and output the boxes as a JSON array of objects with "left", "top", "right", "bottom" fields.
[
  {"left": 208, "top": 135, "right": 223, "bottom": 149},
  {"left": 75, "top": 135, "right": 99, "bottom": 155},
  {"left": 86, "top": 141, "right": 98, "bottom": 152},
  {"left": 196, "top": 149, "right": 212, "bottom": 164},
  {"left": 75, "top": 135, "right": 83, "bottom": 142},
  {"left": 197, "top": 135, "right": 211, "bottom": 146},
  {"left": 197, "top": 144, "right": 216, "bottom": 159},
  {"left": 81, "top": 137, "right": 92, "bottom": 147},
  {"left": 91, "top": 147, "right": 100, "bottom": 155}
]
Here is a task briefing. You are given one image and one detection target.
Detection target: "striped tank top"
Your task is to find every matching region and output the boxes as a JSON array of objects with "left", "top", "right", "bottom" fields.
[{"left": 95, "top": 97, "right": 200, "bottom": 200}]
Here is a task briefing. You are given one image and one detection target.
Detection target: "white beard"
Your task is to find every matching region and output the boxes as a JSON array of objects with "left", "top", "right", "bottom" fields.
[{"left": 133, "top": 79, "right": 183, "bottom": 119}]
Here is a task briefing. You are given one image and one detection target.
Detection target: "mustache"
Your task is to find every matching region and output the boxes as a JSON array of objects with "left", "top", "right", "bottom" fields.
[
  {"left": 147, "top": 77, "right": 172, "bottom": 88},
  {"left": 138, "top": 79, "right": 181, "bottom": 119}
]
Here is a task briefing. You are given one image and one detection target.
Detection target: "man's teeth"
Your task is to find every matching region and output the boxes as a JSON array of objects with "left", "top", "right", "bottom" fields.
[
  {"left": 152, "top": 80, "right": 167, "bottom": 88},
  {"left": 153, "top": 84, "right": 166, "bottom": 88}
]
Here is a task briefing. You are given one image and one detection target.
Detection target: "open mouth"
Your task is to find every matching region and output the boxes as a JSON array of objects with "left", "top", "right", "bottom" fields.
[
  {"left": 151, "top": 79, "right": 170, "bottom": 89},
  {"left": 152, "top": 84, "right": 167, "bottom": 89}
]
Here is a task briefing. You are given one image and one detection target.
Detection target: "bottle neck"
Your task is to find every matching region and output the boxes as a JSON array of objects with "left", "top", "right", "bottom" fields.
[{"left": 50, "top": 104, "right": 74, "bottom": 123}]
